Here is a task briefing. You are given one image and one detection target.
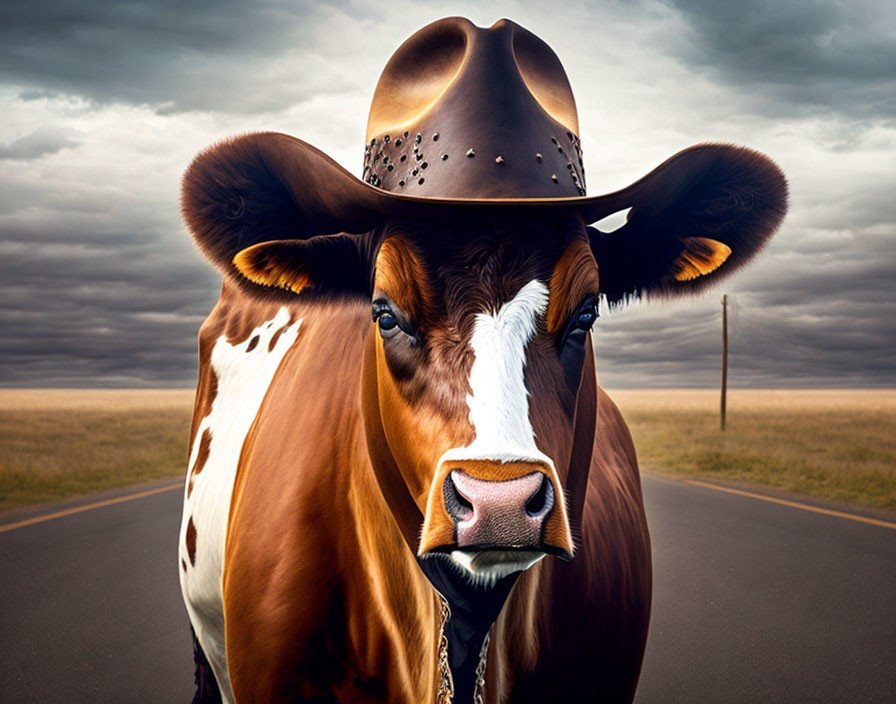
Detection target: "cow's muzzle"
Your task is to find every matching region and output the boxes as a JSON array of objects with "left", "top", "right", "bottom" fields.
[
  {"left": 419, "top": 458, "right": 574, "bottom": 560},
  {"left": 444, "top": 470, "right": 554, "bottom": 547}
]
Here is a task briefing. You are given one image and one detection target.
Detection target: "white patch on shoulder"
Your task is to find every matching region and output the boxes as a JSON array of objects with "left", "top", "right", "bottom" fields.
[
  {"left": 178, "top": 307, "right": 301, "bottom": 704},
  {"left": 441, "top": 279, "right": 551, "bottom": 465}
]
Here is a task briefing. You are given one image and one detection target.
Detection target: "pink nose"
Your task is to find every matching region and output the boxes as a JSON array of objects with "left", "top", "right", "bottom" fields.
[{"left": 443, "top": 470, "right": 555, "bottom": 548}]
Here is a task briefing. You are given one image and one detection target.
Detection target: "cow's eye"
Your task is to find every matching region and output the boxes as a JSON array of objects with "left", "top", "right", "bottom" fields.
[
  {"left": 372, "top": 298, "right": 411, "bottom": 341},
  {"left": 378, "top": 313, "right": 397, "bottom": 331},
  {"left": 557, "top": 296, "right": 598, "bottom": 390},
  {"left": 573, "top": 303, "right": 597, "bottom": 331},
  {"left": 563, "top": 296, "right": 599, "bottom": 344}
]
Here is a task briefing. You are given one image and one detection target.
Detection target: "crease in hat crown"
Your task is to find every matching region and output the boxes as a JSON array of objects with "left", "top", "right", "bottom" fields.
[{"left": 362, "top": 17, "right": 587, "bottom": 200}]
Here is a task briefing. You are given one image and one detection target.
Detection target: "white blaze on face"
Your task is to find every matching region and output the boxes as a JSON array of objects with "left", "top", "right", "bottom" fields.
[
  {"left": 439, "top": 279, "right": 553, "bottom": 583},
  {"left": 179, "top": 307, "right": 302, "bottom": 704},
  {"left": 442, "top": 279, "right": 551, "bottom": 465}
]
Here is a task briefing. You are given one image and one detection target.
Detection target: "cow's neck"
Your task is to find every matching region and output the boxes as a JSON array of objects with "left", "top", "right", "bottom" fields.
[{"left": 419, "top": 555, "right": 520, "bottom": 703}]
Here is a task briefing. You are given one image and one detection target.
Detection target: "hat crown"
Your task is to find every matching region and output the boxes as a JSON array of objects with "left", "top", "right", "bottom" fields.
[{"left": 363, "top": 18, "right": 586, "bottom": 199}]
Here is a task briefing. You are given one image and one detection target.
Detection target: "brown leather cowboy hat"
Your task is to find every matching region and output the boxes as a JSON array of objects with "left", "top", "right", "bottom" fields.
[{"left": 183, "top": 17, "right": 787, "bottom": 300}]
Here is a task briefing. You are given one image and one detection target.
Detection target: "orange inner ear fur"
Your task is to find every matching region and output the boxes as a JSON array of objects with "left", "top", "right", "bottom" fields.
[
  {"left": 546, "top": 239, "right": 600, "bottom": 335},
  {"left": 374, "top": 236, "right": 436, "bottom": 325},
  {"left": 232, "top": 242, "right": 314, "bottom": 294},
  {"left": 672, "top": 237, "right": 732, "bottom": 282}
]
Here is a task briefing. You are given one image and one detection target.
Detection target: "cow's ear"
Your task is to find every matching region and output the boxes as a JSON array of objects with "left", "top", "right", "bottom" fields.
[
  {"left": 232, "top": 235, "right": 373, "bottom": 297},
  {"left": 588, "top": 144, "right": 788, "bottom": 304},
  {"left": 181, "top": 132, "right": 387, "bottom": 285}
]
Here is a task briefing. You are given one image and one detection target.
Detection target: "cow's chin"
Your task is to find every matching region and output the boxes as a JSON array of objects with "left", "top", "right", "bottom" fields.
[
  {"left": 449, "top": 549, "right": 546, "bottom": 588},
  {"left": 418, "top": 547, "right": 547, "bottom": 597}
]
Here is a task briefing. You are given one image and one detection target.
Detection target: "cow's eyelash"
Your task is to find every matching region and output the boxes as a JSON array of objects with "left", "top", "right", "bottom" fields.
[{"left": 371, "top": 299, "right": 392, "bottom": 322}]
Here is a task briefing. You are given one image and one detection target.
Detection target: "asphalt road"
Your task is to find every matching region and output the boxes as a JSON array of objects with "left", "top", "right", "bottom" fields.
[{"left": 1, "top": 475, "right": 893, "bottom": 703}]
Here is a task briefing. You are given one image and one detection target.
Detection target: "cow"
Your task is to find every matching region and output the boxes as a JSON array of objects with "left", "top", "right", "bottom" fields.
[{"left": 177, "top": 17, "right": 787, "bottom": 704}]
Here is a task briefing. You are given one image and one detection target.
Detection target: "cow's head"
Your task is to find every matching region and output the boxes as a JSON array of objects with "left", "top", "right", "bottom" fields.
[
  {"left": 183, "top": 134, "right": 786, "bottom": 592},
  {"left": 362, "top": 217, "right": 593, "bottom": 575}
]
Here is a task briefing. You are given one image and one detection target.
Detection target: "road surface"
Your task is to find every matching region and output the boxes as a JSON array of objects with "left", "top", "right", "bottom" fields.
[{"left": 1, "top": 475, "right": 893, "bottom": 702}]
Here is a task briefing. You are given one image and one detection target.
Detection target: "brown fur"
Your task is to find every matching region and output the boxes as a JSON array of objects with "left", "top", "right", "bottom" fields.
[
  {"left": 222, "top": 301, "right": 440, "bottom": 702},
  {"left": 546, "top": 238, "right": 600, "bottom": 335},
  {"left": 374, "top": 236, "right": 441, "bottom": 326},
  {"left": 233, "top": 241, "right": 315, "bottom": 294},
  {"left": 183, "top": 124, "right": 786, "bottom": 701},
  {"left": 189, "top": 361, "right": 217, "bottom": 450},
  {"left": 268, "top": 322, "right": 292, "bottom": 352},
  {"left": 201, "top": 282, "right": 651, "bottom": 701},
  {"left": 671, "top": 237, "right": 732, "bottom": 281},
  {"left": 206, "top": 215, "right": 653, "bottom": 701},
  {"left": 188, "top": 428, "right": 213, "bottom": 498},
  {"left": 186, "top": 516, "right": 197, "bottom": 567}
]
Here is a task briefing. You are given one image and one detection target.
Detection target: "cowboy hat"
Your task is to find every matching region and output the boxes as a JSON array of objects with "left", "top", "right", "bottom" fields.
[{"left": 182, "top": 17, "right": 787, "bottom": 301}]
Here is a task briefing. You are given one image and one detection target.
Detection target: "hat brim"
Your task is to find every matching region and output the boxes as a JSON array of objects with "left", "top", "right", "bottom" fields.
[
  {"left": 182, "top": 131, "right": 780, "bottom": 283},
  {"left": 183, "top": 132, "right": 631, "bottom": 256}
]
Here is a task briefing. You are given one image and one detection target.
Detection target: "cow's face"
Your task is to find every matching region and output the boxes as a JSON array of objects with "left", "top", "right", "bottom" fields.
[
  {"left": 191, "top": 137, "right": 785, "bottom": 587},
  {"left": 365, "top": 215, "right": 598, "bottom": 583}
]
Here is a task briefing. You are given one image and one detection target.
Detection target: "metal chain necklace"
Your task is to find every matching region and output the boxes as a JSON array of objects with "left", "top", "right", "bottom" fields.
[
  {"left": 436, "top": 595, "right": 454, "bottom": 704},
  {"left": 435, "top": 594, "right": 491, "bottom": 704},
  {"left": 472, "top": 633, "right": 490, "bottom": 704}
]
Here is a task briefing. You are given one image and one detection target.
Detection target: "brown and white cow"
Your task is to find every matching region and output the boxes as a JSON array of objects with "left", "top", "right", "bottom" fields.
[{"left": 177, "top": 18, "right": 786, "bottom": 704}]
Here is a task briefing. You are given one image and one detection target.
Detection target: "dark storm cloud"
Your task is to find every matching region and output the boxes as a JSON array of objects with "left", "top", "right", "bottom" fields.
[
  {"left": 662, "top": 0, "right": 896, "bottom": 120},
  {"left": 596, "top": 223, "right": 896, "bottom": 388},
  {"left": 0, "top": 235, "right": 220, "bottom": 387},
  {"left": 0, "top": 143, "right": 221, "bottom": 386},
  {"left": 0, "top": 0, "right": 357, "bottom": 114},
  {"left": 0, "top": 0, "right": 893, "bottom": 389}
]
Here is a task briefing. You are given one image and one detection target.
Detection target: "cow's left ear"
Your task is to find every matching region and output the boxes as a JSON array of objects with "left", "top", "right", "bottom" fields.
[
  {"left": 588, "top": 144, "right": 788, "bottom": 303},
  {"left": 232, "top": 235, "right": 374, "bottom": 297}
]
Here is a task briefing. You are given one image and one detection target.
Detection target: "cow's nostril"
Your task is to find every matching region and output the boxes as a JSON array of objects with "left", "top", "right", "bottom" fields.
[
  {"left": 443, "top": 473, "right": 474, "bottom": 521},
  {"left": 525, "top": 474, "right": 554, "bottom": 518}
]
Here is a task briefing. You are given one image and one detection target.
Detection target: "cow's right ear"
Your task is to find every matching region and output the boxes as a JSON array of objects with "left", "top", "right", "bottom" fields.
[{"left": 232, "top": 235, "right": 373, "bottom": 297}]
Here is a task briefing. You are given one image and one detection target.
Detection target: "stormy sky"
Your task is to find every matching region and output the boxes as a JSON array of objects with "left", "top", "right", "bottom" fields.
[{"left": 1, "top": 0, "right": 894, "bottom": 388}]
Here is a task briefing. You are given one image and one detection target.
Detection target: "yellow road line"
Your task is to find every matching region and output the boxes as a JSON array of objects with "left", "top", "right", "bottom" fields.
[
  {"left": 684, "top": 479, "right": 896, "bottom": 530},
  {"left": 0, "top": 483, "right": 183, "bottom": 534},
  {"left": 5, "top": 478, "right": 892, "bottom": 533}
]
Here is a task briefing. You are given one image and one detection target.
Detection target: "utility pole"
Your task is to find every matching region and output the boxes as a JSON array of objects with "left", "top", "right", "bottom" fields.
[{"left": 721, "top": 294, "right": 728, "bottom": 431}]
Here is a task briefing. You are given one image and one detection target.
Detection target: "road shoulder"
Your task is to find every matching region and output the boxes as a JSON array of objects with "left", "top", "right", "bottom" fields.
[
  {"left": 0, "top": 476, "right": 184, "bottom": 529},
  {"left": 642, "top": 469, "right": 896, "bottom": 526}
]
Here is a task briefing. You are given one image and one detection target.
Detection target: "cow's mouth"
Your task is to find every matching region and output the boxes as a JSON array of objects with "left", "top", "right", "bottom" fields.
[
  {"left": 420, "top": 543, "right": 569, "bottom": 590},
  {"left": 426, "top": 542, "right": 572, "bottom": 560},
  {"left": 448, "top": 548, "right": 546, "bottom": 587}
]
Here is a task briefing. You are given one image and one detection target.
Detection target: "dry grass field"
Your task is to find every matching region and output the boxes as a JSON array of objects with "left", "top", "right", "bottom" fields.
[
  {"left": 0, "top": 390, "right": 194, "bottom": 510},
  {"left": 610, "top": 389, "right": 896, "bottom": 512},
  {"left": 1, "top": 388, "right": 894, "bottom": 513}
]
